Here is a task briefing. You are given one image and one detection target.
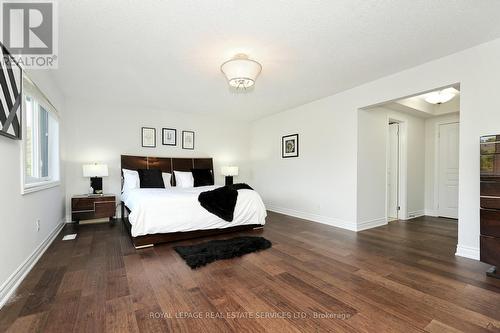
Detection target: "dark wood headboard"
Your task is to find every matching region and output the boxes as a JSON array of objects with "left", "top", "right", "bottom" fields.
[{"left": 121, "top": 155, "right": 213, "bottom": 186}]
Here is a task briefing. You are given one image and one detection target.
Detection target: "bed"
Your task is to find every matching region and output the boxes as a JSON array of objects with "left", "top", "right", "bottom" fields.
[{"left": 120, "top": 155, "right": 266, "bottom": 248}]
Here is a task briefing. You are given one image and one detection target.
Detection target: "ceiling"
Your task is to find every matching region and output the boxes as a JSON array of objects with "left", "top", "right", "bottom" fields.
[{"left": 54, "top": 0, "right": 500, "bottom": 121}]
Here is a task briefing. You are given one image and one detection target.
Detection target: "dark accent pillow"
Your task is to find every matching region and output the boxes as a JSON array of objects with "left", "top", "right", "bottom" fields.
[
  {"left": 191, "top": 168, "right": 214, "bottom": 187},
  {"left": 138, "top": 169, "right": 165, "bottom": 188}
]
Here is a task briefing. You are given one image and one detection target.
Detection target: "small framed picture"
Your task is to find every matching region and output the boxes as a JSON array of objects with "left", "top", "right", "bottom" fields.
[
  {"left": 162, "top": 128, "right": 177, "bottom": 146},
  {"left": 182, "top": 131, "right": 195, "bottom": 150},
  {"left": 282, "top": 134, "right": 299, "bottom": 158},
  {"left": 142, "top": 127, "right": 156, "bottom": 148}
]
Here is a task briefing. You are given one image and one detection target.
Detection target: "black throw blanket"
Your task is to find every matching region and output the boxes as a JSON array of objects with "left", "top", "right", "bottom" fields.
[{"left": 198, "top": 183, "right": 253, "bottom": 222}]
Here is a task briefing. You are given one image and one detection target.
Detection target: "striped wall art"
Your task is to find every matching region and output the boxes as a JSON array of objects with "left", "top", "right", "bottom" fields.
[{"left": 0, "top": 42, "right": 22, "bottom": 140}]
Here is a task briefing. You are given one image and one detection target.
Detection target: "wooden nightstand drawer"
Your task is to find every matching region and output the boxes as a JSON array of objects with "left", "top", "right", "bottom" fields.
[
  {"left": 71, "top": 195, "right": 116, "bottom": 223},
  {"left": 72, "top": 198, "right": 95, "bottom": 211},
  {"left": 95, "top": 201, "right": 116, "bottom": 217}
]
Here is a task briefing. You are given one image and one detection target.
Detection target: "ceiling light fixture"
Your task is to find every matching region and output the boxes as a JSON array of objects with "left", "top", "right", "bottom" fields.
[
  {"left": 220, "top": 54, "right": 262, "bottom": 90},
  {"left": 423, "top": 88, "right": 458, "bottom": 104}
]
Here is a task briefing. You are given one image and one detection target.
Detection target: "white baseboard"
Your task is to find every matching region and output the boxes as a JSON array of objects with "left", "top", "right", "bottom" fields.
[
  {"left": 266, "top": 205, "right": 390, "bottom": 232},
  {"left": 0, "top": 221, "right": 65, "bottom": 309},
  {"left": 455, "top": 244, "right": 480, "bottom": 260},
  {"left": 357, "top": 217, "right": 388, "bottom": 231},
  {"left": 266, "top": 204, "right": 357, "bottom": 231},
  {"left": 424, "top": 209, "right": 438, "bottom": 217},
  {"left": 403, "top": 210, "right": 425, "bottom": 220}
]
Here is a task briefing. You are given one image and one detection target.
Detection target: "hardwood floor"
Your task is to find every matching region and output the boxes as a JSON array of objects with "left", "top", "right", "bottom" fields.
[{"left": 1, "top": 213, "right": 500, "bottom": 332}]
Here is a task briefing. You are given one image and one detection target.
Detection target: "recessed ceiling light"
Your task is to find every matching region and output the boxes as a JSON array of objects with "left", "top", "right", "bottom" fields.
[
  {"left": 423, "top": 88, "right": 458, "bottom": 104},
  {"left": 220, "top": 54, "right": 262, "bottom": 90}
]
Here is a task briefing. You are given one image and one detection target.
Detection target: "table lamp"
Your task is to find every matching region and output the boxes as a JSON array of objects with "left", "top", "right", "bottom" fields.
[
  {"left": 83, "top": 163, "right": 108, "bottom": 195},
  {"left": 221, "top": 166, "right": 238, "bottom": 186}
]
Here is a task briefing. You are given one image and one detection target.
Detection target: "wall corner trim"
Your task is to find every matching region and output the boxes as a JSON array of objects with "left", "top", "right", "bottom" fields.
[
  {"left": 0, "top": 220, "right": 65, "bottom": 309},
  {"left": 455, "top": 244, "right": 480, "bottom": 261},
  {"left": 265, "top": 204, "right": 357, "bottom": 231}
]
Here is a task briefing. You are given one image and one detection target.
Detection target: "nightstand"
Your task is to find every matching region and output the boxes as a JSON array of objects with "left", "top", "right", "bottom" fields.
[{"left": 71, "top": 194, "right": 116, "bottom": 223}]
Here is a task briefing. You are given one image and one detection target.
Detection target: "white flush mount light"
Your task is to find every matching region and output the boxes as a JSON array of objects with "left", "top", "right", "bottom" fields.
[
  {"left": 220, "top": 54, "right": 262, "bottom": 90},
  {"left": 423, "top": 88, "right": 458, "bottom": 104}
]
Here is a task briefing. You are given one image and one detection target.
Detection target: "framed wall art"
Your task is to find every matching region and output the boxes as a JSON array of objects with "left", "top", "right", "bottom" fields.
[
  {"left": 282, "top": 134, "right": 299, "bottom": 158},
  {"left": 142, "top": 127, "right": 156, "bottom": 148},
  {"left": 162, "top": 128, "right": 177, "bottom": 146},
  {"left": 0, "top": 42, "right": 22, "bottom": 140},
  {"left": 182, "top": 130, "right": 195, "bottom": 150}
]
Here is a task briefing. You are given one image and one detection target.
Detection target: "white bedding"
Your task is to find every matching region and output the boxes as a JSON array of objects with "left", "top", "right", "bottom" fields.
[{"left": 122, "top": 185, "right": 267, "bottom": 237}]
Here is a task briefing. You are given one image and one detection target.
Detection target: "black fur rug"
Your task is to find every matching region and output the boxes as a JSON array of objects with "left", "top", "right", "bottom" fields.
[{"left": 174, "top": 236, "right": 272, "bottom": 269}]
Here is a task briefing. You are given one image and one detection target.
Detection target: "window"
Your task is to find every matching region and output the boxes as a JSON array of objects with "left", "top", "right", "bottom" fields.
[{"left": 22, "top": 75, "right": 60, "bottom": 193}]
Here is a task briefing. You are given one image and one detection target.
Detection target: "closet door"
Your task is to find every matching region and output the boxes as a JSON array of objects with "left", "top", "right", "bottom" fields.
[{"left": 438, "top": 122, "right": 459, "bottom": 218}]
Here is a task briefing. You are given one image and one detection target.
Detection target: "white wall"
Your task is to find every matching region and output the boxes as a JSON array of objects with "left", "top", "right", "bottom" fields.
[
  {"left": 250, "top": 37, "right": 500, "bottom": 259},
  {"left": 356, "top": 108, "right": 388, "bottom": 228},
  {"left": 250, "top": 95, "right": 359, "bottom": 230},
  {"left": 63, "top": 99, "right": 251, "bottom": 220},
  {"left": 0, "top": 69, "right": 65, "bottom": 303},
  {"left": 357, "top": 107, "right": 425, "bottom": 227}
]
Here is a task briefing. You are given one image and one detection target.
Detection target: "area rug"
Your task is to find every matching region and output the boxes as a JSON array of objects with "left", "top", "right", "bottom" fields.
[{"left": 174, "top": 236, "right": 272, "bottom": 269}]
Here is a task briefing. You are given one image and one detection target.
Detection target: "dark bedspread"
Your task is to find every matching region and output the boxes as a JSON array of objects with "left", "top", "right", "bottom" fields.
[{"left": 198, "top": 183, "right": 253, "bottom": 222}]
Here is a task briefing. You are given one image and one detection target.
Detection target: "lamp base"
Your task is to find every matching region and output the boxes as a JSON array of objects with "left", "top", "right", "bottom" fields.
[
  {"left": 225, "top": 176, "right": 234, "bottom": 186},
  {"left": 90, "top": 177, "right": 103, "bottom": 194}
]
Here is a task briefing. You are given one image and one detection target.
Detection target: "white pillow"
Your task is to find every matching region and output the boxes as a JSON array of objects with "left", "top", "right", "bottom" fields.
[
  {"left": 162, "top": 172, "right": 172, "bottom": 188},
  {"left": 122, "top": 169, "right": 140, "bottom": 192},
  {"left": 174, "top": 170, "right": 194, "bottom": 188}
]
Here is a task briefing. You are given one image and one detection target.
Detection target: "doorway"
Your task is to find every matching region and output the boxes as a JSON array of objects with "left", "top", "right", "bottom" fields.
[
  {"left": 437, "top": 122, "right": 459, "bottom": 218},
  {"left": 387, "top": 122, "right": 400, "bottom": 221},
  {"left": 358, "top": 84, "right": 460, "bottom": 226}
]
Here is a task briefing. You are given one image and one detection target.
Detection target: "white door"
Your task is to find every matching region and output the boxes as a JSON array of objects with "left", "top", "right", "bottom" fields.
[
  {"left": 387, "top": 123, "right": 399, "bottom": 220},
  {"left": 438, "top": 122, "right": 459, "bottom": 218}
]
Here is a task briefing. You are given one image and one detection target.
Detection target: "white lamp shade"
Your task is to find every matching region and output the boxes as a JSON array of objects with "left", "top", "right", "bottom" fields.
[
  {"left": 221, "top": 54, "right": 262, "bottom": 89},
  {"left": 221, "top": 166, "right": 239, "bottom": 176},
  {"left": 83, "top": 164, "right": 108, "bottom": 177}
]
